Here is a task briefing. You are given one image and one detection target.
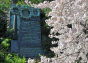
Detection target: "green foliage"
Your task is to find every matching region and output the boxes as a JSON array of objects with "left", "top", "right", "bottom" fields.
[
  {"left": 17, "top": 1, "right": 27, "bottom": 6},
  {"left": 1, "top": 38, "right": 11, "bottom": 48},
  {"left": 41, "top": 8, "right": 52, "bottom": 16},
  {"left": 40, "top": 7, "right": 59, "bottom": 57},
  {"left": 41, "top": 21, "right": 51, "bottom": 35},
  {"left": 0, "top": 38, "right": 11, "bottom": 62},
  {"left": 0, "top": 38, "right": 11, "bottom": 52},
  {"left": 5, "top": 54, "right": 26, "bottom": 63},
  {"left": 0, "top": 28, "right": 26, "bottom": 63},
  {"left": 0, "top": 37, "right": 4, "bottom": 44},
  {"left": 30, "top": 0, "right": 43, "bottom": 4},
  {"left": 48, "top": 0, "right": 53, "bottom": 1},
  {"left": 0, "top": 0, "right": 10, "bottom": 12},
  {"left": 30, "top": 0, "right": 53, "bottom": 4},
  {"left": 34, "top": 59, "right": 39, "bottom": 63},
  {"left": 17, "top": 0, "right": 31, "bottom": 6},
  {"left": 0, "top": 0, "right": 27, "bottom": 63},
  {"left": 0, "top": 38, "right": 26, "bottom": 63},
  {"left": 0, "top": 11, "right": 7, "bottom": 37},
  {"left": 5, "top": 28, "right": 14, "bottom": 38},
  {"left": 40, "top": 8, "right": 57, "bottom": 57},
  {"left": 40, "top": 8, "right": 52, "bottom": 35},
  {"left": 0, "top": 0, "right": 10, "bottom": 61}
]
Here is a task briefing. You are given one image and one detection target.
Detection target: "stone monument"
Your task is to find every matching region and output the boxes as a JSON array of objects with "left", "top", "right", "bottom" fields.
[{"left": 10, "top": 5, "right": 43, "bottom": 58}]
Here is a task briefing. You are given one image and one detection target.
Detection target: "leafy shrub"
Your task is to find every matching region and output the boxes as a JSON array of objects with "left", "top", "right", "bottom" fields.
[
  {"left": 5, "top": 54, "right": 26, "bottom": 63},
  {"left": 0, "top": 38, "right": 11, "bottom": 52},
  {"left": 30, "top": 0, "right": 43, "bottom": 4},
  {"left": 16, "top": 0, "right": 31, "bottom": 7},
  {"left": 48, "top": 0, "right": 53, "bottom": 1},
  {"left": 40, "top": 8, "right": 58, "bottom": 57},
  {"left": 17, "top": 1, "right": 27, "bottom": 6},
  {"left": 0, "top": 0, "right": 11, "bottom": 37},
  {"left": 0, "top": 0, "right": 10, "bottom": 11},
  {"left": 0, "top": 11, "right": 7, "bottom": 37},
  {"left": 40, "top": 8, "right": 52, "bottom": 35},
  {"left": 0, "top": 38, "right": 26, "bottom": 63},
  {"left": 30, "top": 0, "right": 54, "bottom": 4},
  {"left": 1, "top": 38, "right": 11, "bottom": 48},
  {"left": 0, "top": 38, "right": 10, "bottom": 62},
  {"left": 18, "top": 0, "right": 54, "bottom": 4},
  {"left": 41, "top": 8, "right": 51, "bottom": 16},
  {"left": 4, "top": 28, "right": 14, "bottom": 38},
  {"left": 0, "top": 37, "right": 4, "bottom": 44}
]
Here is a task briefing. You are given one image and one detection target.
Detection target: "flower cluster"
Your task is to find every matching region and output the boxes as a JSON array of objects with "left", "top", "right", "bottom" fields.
[{"left": 28, "top": 0, "right": 88, "bottom": 63}]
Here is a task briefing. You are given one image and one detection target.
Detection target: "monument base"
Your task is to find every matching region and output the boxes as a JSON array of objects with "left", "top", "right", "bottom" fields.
[
  {"left": 11, "top": 40, "right": 44, "bottom": 58},
  {"left": 19, "top": 48, "right": 44, "bottom": 58}
]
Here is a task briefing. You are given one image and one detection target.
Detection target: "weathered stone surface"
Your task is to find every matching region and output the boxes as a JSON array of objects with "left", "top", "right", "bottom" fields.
[
  {"left": 18, "top": 19, "right": 43, "bottom": 58},
  {"left": 20, "top": 48, "right": 43, "bottom": 58},
  {"left": 11, "top": 40, "right": 18, "bottom": 53},
  {"left": 10, "top": 6, "right": 43, "bottom": 58}
]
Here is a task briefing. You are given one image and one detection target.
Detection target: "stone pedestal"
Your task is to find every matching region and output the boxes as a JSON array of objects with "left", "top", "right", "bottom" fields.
[{"left": 10, "top": 6, "right": 43, "bottom": 58}]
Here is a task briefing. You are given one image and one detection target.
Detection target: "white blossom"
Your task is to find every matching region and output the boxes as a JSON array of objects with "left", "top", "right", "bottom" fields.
[{"left": 28, "top": 0, "right": 88, "bottom": 63}]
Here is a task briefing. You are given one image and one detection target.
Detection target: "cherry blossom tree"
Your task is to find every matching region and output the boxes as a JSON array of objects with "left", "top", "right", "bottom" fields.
[{"left": 28, "top": 0, "right": 88, "bottom": 63}]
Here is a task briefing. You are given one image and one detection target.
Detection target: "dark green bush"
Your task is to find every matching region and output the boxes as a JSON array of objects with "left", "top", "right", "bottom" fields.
[
  {"left": 41, "top": 8, "right": 51, "bottom": 16},
  {"left": 0, "top": 0, "right": 10, "bottom": 11},
  {"left": 1, "top": 38, "right": 11, "bottom": 50},
  {"left": 40, "top": 8, "right": 58, "bottom": 57},
  {"left": 18, "top": 0, "right": 54, "bottom": 4},
  {"left": 0, "top": 11, "right": 7, "bottom": 37},
  {"left": 17, "top": 0, "right": 28, "bottom": 6},
  {"left": 30, "top": 0, "right": 54, "bottom": 4},
  {"left": 4, "top": 28, "right": 14, "bottom": 38},
  {"left": 30, "top": 0, "right": 43, "bottom": 4},
  {"left": 0, "top": 38, "right": 11, "bottom": 62},
  {"left": 5, "top": 54, "right": 26, "bottom": 63},
  {"left": 18, "top": 0, "right": 43, "bottom": 4}
]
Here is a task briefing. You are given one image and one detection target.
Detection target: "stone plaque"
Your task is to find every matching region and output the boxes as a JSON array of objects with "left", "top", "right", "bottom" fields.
[{"left": 10, "top": 6, "right": 43, "bottom": 58}]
